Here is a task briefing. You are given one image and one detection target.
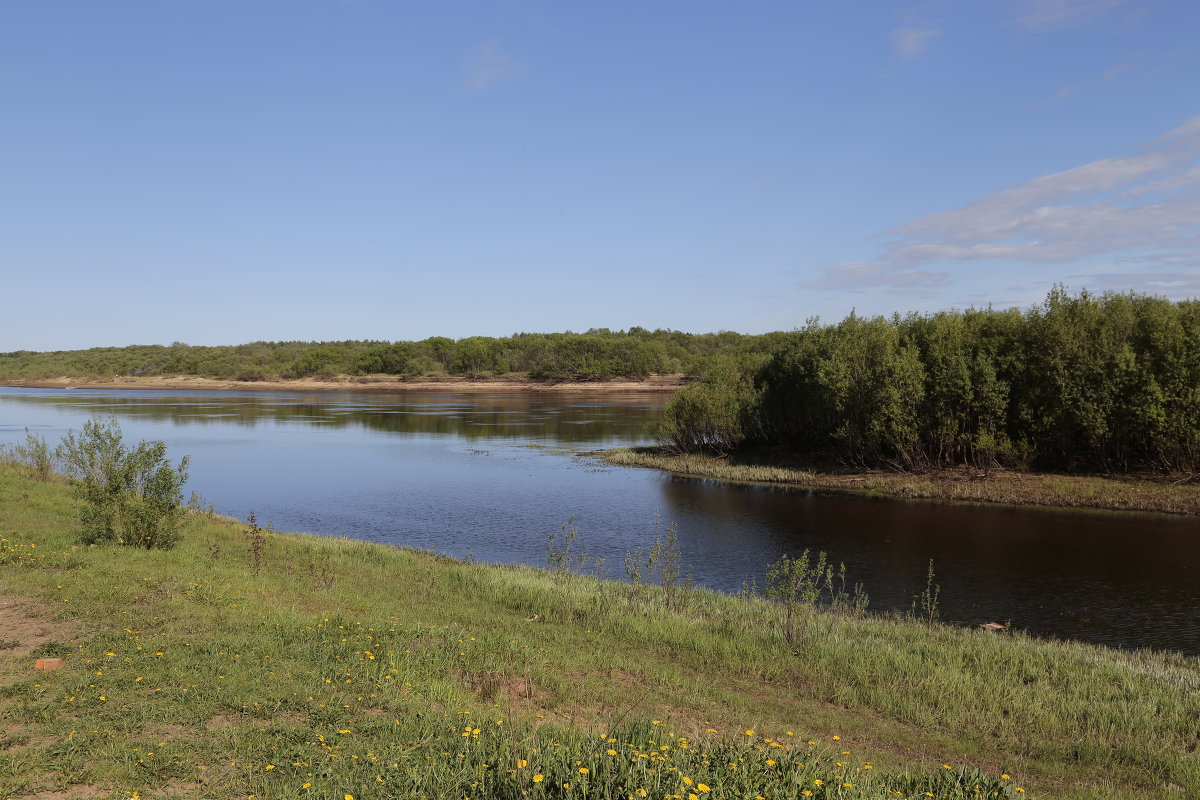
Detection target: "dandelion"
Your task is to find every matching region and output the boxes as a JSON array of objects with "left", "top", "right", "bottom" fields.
[
  {"left": 697, "top": 784, "right": 710, "bottom": 792},
  {"left": 533, "top": 774, "right": 544, "bottom": 783},
  {"left": 744, "top": 729, "right": 755, "bottom": 736},
  {"left": 265, "top": 765, "right": 275, "bottom": 770},
  {"left": 579, "top": 767, "right": 589, "bottom": 775},
  {"left": 517, "top": 759, "right": 528, "bottom": 768},
  {"left": 607, "top": 749, "right": 617, "bottom": 756},
  {"left": 1001, "top": 774, "right": 1011, "bottom": 780}
]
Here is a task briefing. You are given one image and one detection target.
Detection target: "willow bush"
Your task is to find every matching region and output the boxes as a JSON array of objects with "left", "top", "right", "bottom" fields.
[{"left": 659, "top": 288, "right": 1200, "bottom": 474}]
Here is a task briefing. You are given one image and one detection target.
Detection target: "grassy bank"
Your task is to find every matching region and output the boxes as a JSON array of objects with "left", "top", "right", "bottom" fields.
[
  {"left": 602, "top": 447, "right": 1200, "bottom": 516},
  {"left": 1, "top": 466, "right": 1197, "bottom": 799}
]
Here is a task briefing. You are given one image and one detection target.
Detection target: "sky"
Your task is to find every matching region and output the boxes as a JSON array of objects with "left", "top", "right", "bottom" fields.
[{"left": 3, "top": 0, "right": 1199, "bottom": 351}]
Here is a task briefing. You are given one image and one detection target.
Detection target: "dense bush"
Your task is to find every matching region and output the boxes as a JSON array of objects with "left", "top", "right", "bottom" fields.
[
  {"left": 656, "top": 357, "right": 763, "bottom": 454},
  {"left": 56, "top": 417, "right": 191, "bottom": 549},
  {"left": 656, "top": 289, "right": 1200, "bottom": 474},
  {"left": 0, "top": 328, "right": 785, "bottom": 383}
]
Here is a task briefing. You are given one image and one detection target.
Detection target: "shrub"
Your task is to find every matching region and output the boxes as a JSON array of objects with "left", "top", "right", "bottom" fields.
[
  {"left": 11, "top": 428, "right": 56, "bottom": 481},
  {"left": 655, "top": 357, "right": 761, "bottom": 454},
  {"left": 55, "top": 417, "right": 191, "bottom": 549}
]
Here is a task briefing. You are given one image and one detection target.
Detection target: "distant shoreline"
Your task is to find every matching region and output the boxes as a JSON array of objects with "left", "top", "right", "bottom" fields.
[{"left": 0, "top": 373, "right": 687, "bottom": 394}]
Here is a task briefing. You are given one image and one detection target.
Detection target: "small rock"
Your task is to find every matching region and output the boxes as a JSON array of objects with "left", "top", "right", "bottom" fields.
[{"left": 34, "top": 657, "right": 64, "bottom": 670}]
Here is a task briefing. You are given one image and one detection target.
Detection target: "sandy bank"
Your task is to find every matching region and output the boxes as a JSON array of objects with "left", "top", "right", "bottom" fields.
[{"left": 2, "top": 373, "right": 687, "bottom": 394}]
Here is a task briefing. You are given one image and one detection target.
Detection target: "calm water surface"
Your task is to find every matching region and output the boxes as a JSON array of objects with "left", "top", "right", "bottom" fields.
[{"left": 2, "top": 386, "right": 1197, "bottom": 654}]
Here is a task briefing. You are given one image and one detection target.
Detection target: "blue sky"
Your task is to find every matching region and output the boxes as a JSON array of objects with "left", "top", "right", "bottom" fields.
[{"left": 3, "top": 0, "right": 1199, "bottom": 350}]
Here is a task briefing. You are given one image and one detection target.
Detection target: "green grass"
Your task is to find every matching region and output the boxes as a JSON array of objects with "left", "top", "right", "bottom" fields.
[
  {"left": 1, "top": 465, "right": 1197, "bottom": 799},
  {"left": 602, "top": 447, "right": 1200, "bottom": 516}
]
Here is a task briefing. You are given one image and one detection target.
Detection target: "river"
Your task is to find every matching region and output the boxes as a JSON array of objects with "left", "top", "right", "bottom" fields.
[{"left": 1, "top": 386, "right": 1197, "bottom": 654}]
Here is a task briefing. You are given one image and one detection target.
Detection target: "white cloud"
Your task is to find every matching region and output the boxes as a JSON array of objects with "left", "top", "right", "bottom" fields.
[
  {"left": 803, "top": 116, "right": 1200, "bottom": 295},
  {"left": 462, "top": 41, "right": 521, "bottom": 91},
  {"left": 890, "top": 26, "right": 940, "bottom": 60}
]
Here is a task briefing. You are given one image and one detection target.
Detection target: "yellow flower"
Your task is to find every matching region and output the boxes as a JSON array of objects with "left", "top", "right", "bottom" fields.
[
  {"left": 608, "top": 749, "right": 617, "bottom": 756},
  {"left": 517, "top": 759, "right": 528, "bottom": 768},
  {"left": 766, "top": 760, "right": 776, "bottom": 766},
  {"left": 1015, "top": 789, "right": 1025, "bottom": 794},
  {"left": 689, "top": 794, "right": 699, "bottom": 800},
  {"left": 635, "top": 790, "right": 648, "bottom": 798},
  {"left": 302, "top": 784, "right": 311, "bottom": 789},
  {"left": 802, "top": 793, "right": 813, "bottom": 798},
  {"left": 579, "top": 767, "right": 589, "bottom": 775},
  {"left": 1001, "top": 774, "right": 1011, "bottom": 780},
  {"left": 345, "top": 795, "right": 354, "bottom": 800},
  {"left": 744, "top": 729, "right": 755, "bottom": 736},
  {"left": 814, "top": 779, "right": 824, "bottom": 786},
  {"left": 697, "top": 784, "right": 710, "bottom": 792},
  {"left": 682, "top": 777, "right": 693, "bottom": 786},
  {"left": 533, "top": 774, "right": 544, "bottom": 783},
  {"left": 832, "top": 735, "right": 841, "bottom": 741}
]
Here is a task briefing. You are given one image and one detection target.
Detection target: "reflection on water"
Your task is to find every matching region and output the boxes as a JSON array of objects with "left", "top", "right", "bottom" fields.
[{"left": 2, "top": 386, "right": 1198, "bottom": 654}]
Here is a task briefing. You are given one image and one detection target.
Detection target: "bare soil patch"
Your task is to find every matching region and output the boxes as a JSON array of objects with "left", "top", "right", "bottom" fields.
[{"left": 0, "top": 594, "right": 82, "bottom": 655}]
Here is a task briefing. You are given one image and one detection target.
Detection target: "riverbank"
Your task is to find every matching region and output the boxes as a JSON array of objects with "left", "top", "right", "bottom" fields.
[
  {"left": 2, "top": 465, "right": 1198, "bottom": 799},
  {"left": 1, "top": 373, "right": 688, "bottom": 394},
  {"left": 603, "top": 446, "right": 1200, "bottom": 516}
]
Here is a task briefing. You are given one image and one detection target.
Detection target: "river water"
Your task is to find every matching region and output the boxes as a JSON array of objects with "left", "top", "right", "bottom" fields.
[{"left": 1, "top": 386, "right": 1197, "bottom": 654}]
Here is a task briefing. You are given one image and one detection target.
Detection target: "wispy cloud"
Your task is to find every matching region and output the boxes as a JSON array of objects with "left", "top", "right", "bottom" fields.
[
  {"left": 803, "top": 117, "right": 1200, "bottom": 295},
  {"left": 1016, "top": 0, "right": 1127, "bottom": 32},
  {"left": 889, "top": 26, "right": 940, "bottom": 60},
  {"left": 462, "top": 41, "right": 521, "bottom": 91},
  {"left": 1035, "top": 85, "right": 1076, "bottom": 107}
]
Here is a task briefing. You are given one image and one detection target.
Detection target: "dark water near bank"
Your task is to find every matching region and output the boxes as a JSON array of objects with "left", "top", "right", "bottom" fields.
[{"left": 2, "top": 386, "right": 1197, "bottom": 655}]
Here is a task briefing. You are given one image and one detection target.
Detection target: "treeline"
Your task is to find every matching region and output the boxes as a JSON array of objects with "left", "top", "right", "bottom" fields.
[
  {"left": 658, "top": 289, "right": 1200, "bottom": 474},
  {"left": 0, "top": 329, "right": 791, "bottom": 382}
]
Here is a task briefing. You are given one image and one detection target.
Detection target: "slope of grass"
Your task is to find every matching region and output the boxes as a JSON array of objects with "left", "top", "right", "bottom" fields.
[{"left": 1, "top": 465, "right": 1196, "bottom": 799}]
